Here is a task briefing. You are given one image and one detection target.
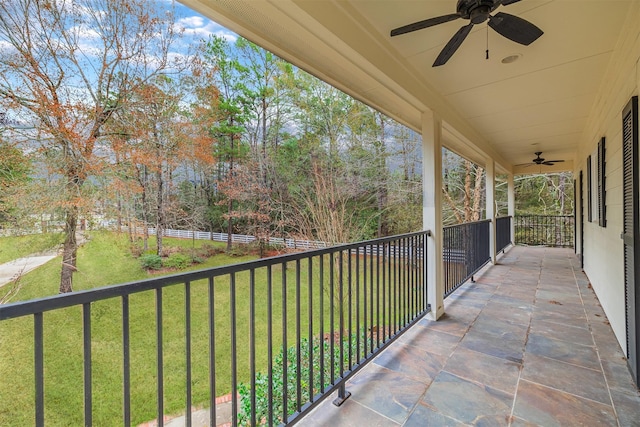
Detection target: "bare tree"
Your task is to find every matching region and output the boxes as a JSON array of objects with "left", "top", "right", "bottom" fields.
[
  {"left": 0, "top": 0, "right": 180, "bottom": 292},
  {"left": 293, "top": 159, "right": 366, "bottom": 244},
  {"left": 442, "top": 156, "right": 485, "bottom": 225}
]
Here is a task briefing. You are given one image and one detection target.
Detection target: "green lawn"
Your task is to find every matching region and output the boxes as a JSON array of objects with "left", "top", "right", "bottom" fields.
[
  {"left": 0, "top": 233, "right": 63, "bottom": 264},
  {"left": 0, "top": 232, "right": 400, "bottom": 426}
]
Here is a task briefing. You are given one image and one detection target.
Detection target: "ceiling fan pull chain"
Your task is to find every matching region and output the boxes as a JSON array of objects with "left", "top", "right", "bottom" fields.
[{"left": 485, "top": 24, "right": 489, "bottom": 60}]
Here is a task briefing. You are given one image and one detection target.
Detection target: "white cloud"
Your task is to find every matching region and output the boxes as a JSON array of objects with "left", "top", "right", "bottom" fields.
[
  {"left": 173, "top": 11, "right": 237, "bottom": 44},
  {"left": 177, "top": 16, "right": 205, "bottom": 28}
]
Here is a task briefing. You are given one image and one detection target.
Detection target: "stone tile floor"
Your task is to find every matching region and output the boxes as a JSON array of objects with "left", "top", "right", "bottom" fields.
[{"left": 300, "top": 246, "right": 640, "bottom": 426}]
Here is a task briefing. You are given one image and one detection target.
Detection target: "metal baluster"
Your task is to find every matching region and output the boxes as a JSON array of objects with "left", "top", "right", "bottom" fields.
[
  {"left": 83, "top": 303, "right": 92, "bottom": 426},
  {"left": 185, "top": 282, "right": 192, "bottom": 426},
  {"left": 382, "top": 243, "right": 386, "bottom": 341},
  {"left": 208, "top": 277, "right": 216, "bottom": 427},
  {"left": 319, "top": 256, "right": 325, "bottom": 393},
  {"left": 281, "top": 262, "right": 288, "bottom": 423},
  {"left": 308, "top": 258, "right": 314, "bottom": 404},
  {"left": 122, "top": 296, "right": 131, "bottom": 427},
  {"left": 248, "top": 270, "right": 256, "bottom": 426},
  {"left": 355, "top": 249, "right": 360, "bottom": 363},
  {"left": 347, "top": 249, "right": 353, "bottom": 367},
  {"left": 329, "top": 253, "right": 335, "bottom": 385},
  {"left": 230, "top": 273, "right": 238, "bottom": 426},
  {"left": 369, "top": 244, "right": 374, "bottom": 354},
  {"left": 295, "top": 260, "right": 302, "bottom": 413},
  {"left": 267, "top": 267, "right": 273, "bottom": 427},
  {"left": 34, "top": 312, "right": 44, "bottom": 427},
  {"left": 376, "top": 243, "right": 380, "bottom": 347},
  {"left": 156, "top": 288, "right": 164, "bottom": 427}
]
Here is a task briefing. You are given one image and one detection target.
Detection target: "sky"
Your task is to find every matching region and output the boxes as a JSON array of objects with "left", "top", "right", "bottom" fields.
[
  {"left": 170, "top": 1, "right": 238, "bottom": 55},
  {"left": 0, "top": 0, "right": 239, "bottom": 126}
]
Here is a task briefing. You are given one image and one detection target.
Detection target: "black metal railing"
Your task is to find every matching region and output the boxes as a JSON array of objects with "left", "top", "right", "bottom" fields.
[
  {"left": 442, "top": 220, "right": 491, "bottom": 298},
  {"left": 496, "top": 216, "right": 512, "bottom": 253},
  {"left": 0, "top": 231, "right": 429, "bottom": 427},
  {"left": 514, "top": 215, "right": 574, "bottom": 248}
]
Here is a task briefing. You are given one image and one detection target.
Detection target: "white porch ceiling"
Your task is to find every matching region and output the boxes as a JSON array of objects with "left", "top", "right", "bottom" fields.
[{"left": 179, "top": 0, "right": 633, "bottom": 174}]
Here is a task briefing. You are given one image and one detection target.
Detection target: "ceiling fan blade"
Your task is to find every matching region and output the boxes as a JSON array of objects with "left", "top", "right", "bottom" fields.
[
  {"left": 500, "top": 0, "right": 523, "bottom": 5},
  {"left": 433, "top": 23, "right": 473, "bottom": 67},
  {"left": 390, "top": 14, "right": 461, "bottom": 37},
  {"left": 546, "top": 160, "right": 565, "bottom": 163},
  {"left": 541, "top": 161, "right": 556, "bottom": 166},
  {"left": 515, "top": 162, "right": 535, "bottom": 167},
  {"left": 488, "top": 12, "right": 543, "bottom": 45}
]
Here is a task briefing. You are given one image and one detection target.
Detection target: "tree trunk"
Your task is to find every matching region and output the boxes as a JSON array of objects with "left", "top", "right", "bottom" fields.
[
  {"left": 558, "top": 174, "right": 566, "bottom": 213},
  {"left": 127, "top": 213, "right": 133, "bottom": 243},
  {"left": 117, "top": 193, "right": 123, "bottom": 233},
  {"left": 463, "top": 160, "right": 472, "bottom": 221},
  {"left": 472, "top": 165, "right": 484, "bottom": 221},
  {"left": 377, "top": 115, "right": 388, "bottom": 238},
  {"left": 262, "top": 95, "right": 267, "bottom": 159},
  {"left": 156, "top": 168, "right": 164, "bottom": 256},
  {"left": 226, "top": 198, "right": 233, "bottom": 251},
  {"left": 226, "top": 123, "right": 234, "bottom": 252},
  {"left": 59, "top": 205, "right": 78, "bottom": 293},
  {"left": 141, "top": 166, "right": 149, "bottom": 251}
]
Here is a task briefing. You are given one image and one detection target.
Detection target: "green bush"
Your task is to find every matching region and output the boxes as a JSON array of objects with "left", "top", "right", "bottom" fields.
[
  {"left": 237, "top": 331, "right": 370, "bottom": 426},
  {"left": 164, "top": 253, "right": 191, "bottom": 269},
  {"left": 139, "top": 254, "right": 162, "bottom": 270}
]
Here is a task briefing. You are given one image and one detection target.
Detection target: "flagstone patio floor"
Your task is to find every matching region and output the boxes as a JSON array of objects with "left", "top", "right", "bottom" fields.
[{"left": 299, "top": 246, "right": 640, "bottom": 426}]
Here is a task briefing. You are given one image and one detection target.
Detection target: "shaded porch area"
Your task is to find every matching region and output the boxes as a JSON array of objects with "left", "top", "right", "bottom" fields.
[{"left": 301, "top": 246, "right": 640, "bottom": 426}]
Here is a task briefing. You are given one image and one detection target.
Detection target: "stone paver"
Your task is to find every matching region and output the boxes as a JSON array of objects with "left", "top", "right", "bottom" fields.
[{"left": 300, "top": 246, "right": 640, "bottom": 426}]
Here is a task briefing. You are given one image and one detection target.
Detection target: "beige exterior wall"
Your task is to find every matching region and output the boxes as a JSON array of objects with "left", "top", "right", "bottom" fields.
[{"left": 579, "top": 1, "right": 640, "bottom": 352}]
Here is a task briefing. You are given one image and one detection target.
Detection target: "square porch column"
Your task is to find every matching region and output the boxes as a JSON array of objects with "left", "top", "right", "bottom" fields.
[
  {"left": 508, "top": 173, "right": 515, "bottom": 244},
  {"left": 486, "top": 159, "right": 496, "bottom": 263},
  {"left": 422, "top": 111, "right": 444, "bottom": 320}
]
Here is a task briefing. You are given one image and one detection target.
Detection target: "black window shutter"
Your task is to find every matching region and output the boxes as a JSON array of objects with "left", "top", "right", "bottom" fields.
[
  {"left": 587, "top": 155, "right": 592, "bottom": 223},
  {"left": 598, "top": 137, "right": 606, "bottom": 227}
]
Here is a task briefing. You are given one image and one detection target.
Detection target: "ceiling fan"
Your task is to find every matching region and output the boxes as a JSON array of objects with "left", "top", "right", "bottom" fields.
[
  {"left": 390, "top": 0, "right": 543, "bottom": 67},
  {"left": 517, "top": 152, "right": 565, "bottom": 167}
]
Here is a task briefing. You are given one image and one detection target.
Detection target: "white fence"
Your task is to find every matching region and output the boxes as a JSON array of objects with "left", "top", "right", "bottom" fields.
[
  {"left": 143, "top": 227, "right": 428, "bottom": 259},
  {"left": 144, "top": 227, "right": 330, "bottom": 250}
]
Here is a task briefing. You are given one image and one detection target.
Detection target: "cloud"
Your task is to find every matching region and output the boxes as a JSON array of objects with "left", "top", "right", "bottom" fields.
[
  {"left": 173, "top": 9, "right": 237, "bottom": 44},
  {"left": 178, "top": 16, "right": 205, "bottom": 28}
]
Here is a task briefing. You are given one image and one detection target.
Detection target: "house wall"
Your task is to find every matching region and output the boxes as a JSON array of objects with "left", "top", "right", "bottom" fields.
[{"left": 579, "top": 1, "right": 640, "bottom": 352}]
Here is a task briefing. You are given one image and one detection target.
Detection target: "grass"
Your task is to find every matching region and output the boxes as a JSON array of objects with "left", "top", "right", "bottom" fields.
[
  {"left": 0, "top": 233, "right": 63, "bottom": 264},
  {"left": 0, "top": 232, "right": 414, "bottom": 426}
]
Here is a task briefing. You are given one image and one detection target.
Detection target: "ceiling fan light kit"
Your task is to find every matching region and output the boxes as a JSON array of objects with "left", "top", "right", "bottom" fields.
[
  {"left": 390, "top": 0, "right": 543, "bottom": 67},
  {"left": 501, "top": 53, "right": 521, "bottom": 63}
]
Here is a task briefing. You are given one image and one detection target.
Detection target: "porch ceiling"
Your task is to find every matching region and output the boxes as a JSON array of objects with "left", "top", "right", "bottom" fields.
[{"left": 179, "top": 0, "right": 632, "bottom": 173}]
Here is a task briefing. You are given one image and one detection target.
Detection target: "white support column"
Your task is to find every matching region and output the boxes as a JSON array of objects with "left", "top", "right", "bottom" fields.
[
  {"left": 486, "top": 159, "right": 496, "bottom": 264},
  {"left": 422, "top": 111, "right": 445, "bottom": 320},
  {"left": 507, "top": 173, "right": 515, "bottom": 245},
  {"left": 575, "top": 172, "right": 581, "bottom": 257}
]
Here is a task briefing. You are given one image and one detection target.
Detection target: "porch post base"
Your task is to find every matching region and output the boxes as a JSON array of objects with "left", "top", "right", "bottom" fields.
[{"left": 332, "top": 391, "right": 351, "bottom": 407}]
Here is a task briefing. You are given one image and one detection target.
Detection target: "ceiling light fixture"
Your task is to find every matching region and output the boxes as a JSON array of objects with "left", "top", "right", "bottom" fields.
[{"left": 501, "top": 53, "right": 522, "bottom": 64}]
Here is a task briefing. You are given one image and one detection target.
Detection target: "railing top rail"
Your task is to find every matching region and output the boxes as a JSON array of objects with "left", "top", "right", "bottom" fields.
[
  {"left": 515, "top": 214, "right": 573, "bottom": 218},
  {"left": 443, "top": 219, "right": 491, "bottom": 230},
  {"left": 0, "top": 230, "right": 430, "bottom": 321}
]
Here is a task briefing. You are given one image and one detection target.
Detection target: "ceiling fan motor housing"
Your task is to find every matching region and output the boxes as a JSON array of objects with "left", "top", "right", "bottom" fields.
[{"left": 457, "top": 0, "right": 499, "bottom": 23}]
